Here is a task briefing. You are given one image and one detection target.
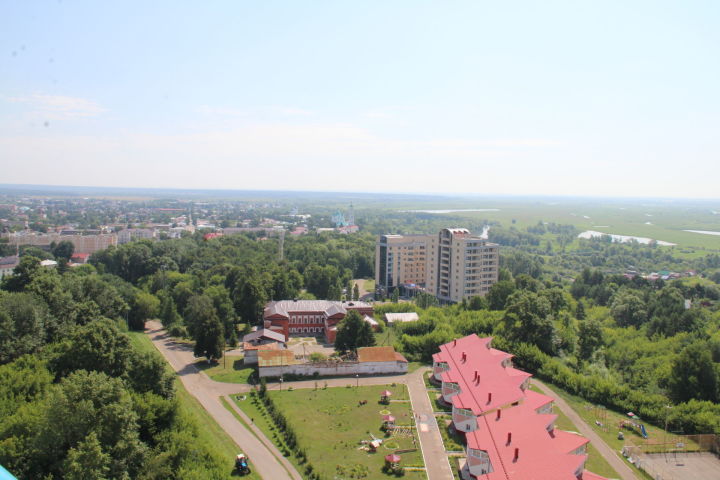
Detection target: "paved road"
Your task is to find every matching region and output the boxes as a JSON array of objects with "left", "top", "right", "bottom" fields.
[
  {"left": 532, "top": 379, "right": 638, "bottom": 480},
  {"left": 407, "top": 368, "right": 456, "bottom": 480},
  {"left": 145, "top": 321, "right": 301, "bottom": 480}
]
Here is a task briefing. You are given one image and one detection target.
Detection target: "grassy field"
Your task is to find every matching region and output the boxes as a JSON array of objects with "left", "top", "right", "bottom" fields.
[
  {"left": 195, "top": 355, "right": 257, "bottom": 383},
  {"left": 127, "top": 331, "right": 261, "bottom": 479},
  {"left": 235, "top": 385, "right": 427, "bottom": 480},
  {"left": 393, "top": 198, "right": 720, "bottom": 253}
]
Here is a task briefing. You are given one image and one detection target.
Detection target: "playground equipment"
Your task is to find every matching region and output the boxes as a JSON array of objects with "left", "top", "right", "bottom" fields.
[{"left": 620, "top": 412, "right": 648, "bottom": 439}]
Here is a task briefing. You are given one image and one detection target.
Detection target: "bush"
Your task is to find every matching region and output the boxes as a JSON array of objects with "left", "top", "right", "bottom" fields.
[{"left": 168, "top": 325, "right": 189, "bottom": 338}]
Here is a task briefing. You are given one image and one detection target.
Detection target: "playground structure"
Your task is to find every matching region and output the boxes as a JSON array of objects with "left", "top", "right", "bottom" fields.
[
  {"left": 623, "top": 434, "right": 720, "bottom": 480},
  {"left": 619, "top": 412, "right": 649, "bottom": 439}
]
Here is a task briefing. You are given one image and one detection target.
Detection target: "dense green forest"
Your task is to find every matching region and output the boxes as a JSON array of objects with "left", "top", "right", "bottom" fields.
[{"left": 2, "top": 225, "right": 719, "bottom": 478}]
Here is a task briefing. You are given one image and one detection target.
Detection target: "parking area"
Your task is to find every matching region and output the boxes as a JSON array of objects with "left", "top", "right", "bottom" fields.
[{"left": 639, "top": 452, "right": 720, "bottom": 480}]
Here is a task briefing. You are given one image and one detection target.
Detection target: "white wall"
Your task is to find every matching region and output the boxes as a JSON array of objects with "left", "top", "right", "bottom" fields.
[{"left": 259, "top": 360, "right": 407, "bottom": 378}]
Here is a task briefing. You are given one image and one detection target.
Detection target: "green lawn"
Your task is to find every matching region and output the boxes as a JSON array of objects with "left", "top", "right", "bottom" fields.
[
  {"left": 195, "top": 355, "right": 257, "bottom": 383},
  {"left": 235, "top": 385, "right": 427, "bottom": 480},
  {"left": 436, "top": 415, "right": 464, "bottom": 451},
  {"left": 127, "top": 331, "right": 261, "bottom": 479},
  {"left": 532, "top": 382, "right": 687, "bottom": 480}
]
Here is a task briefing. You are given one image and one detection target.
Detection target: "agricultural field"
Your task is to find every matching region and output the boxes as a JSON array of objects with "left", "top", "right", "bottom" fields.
[
  {"left": 235, "top": 384, "right": 427, "bottom": 480},
  {"left": 383, "top": 197, "right": 720, "bottom": 253}
]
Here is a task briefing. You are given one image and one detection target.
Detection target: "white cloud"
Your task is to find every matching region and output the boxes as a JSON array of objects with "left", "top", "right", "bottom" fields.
[{"left": 6, "top": 94, "right": 106, "bottom": 118}]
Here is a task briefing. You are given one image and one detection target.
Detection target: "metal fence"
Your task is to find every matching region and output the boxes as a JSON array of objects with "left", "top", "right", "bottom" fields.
[{"left": 623, "top": 435, "right": 720, "bottom": 480}]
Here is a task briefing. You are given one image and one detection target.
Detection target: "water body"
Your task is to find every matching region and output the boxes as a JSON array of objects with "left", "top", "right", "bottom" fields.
[
  {"left": 578, "top": 230, "right": 676, "bottom": 246},
  {"left": 683, "top": 230, "right": 720, "bottom": 236},
  {"left": 401, "top": 208, "right": 500, "bottom": 214}
]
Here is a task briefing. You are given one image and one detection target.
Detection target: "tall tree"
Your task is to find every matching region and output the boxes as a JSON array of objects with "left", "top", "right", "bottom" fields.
[
  {"left": 63, "top": 432, "right": 110, "bottom": 480},
  {"left": 667, "top": 341, "right": 719, "bottom": 403},
  {"left": 353, "top": 283, "right": 360, "bottom": 301},
  {"left": 193, "top": 313, "right": 224, "bottom": 362},
  {"left": 501, "top": 290, "right": 556, "bottom": 354},
  {"left": 487, "top": 280, "right": 515, "bottom": 310},
  {"left": 578, "top": 318, "right": 604, "bottom": 360},
  {"left": 128, "top": 291, "right": 160, "bottom": 331},
  {"left": 610, "top": 289, "right": 647, "bottom": 327},
  {"left": 52, "top": 241, "right": 75, "bottom": 261},
  {"left": 334, "top": 310, "right": 375, "bottom": 354},
  {"left": 52, "top": 319, "right": 133, "bottom": 379}
]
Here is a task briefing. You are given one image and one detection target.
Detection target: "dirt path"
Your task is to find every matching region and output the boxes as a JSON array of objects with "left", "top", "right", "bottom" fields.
[
  {"left": 145, "top": 321, "right": 301, "bottom": 480},
  {"left": 532, "top": 379, "right": 638, "bottom": 480}
]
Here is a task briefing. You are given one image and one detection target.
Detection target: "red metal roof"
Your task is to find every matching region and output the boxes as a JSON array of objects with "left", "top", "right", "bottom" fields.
[{"left": 435, "top": 335, "right": 607, "bottom": 480}]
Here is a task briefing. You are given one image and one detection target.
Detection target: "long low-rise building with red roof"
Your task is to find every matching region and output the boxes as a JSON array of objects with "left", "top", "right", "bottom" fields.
[{"left": 432, "top": 334, "right": 607, "bottom": 480}]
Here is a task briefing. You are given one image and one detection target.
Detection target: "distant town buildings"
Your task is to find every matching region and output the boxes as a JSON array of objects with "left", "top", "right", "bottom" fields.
[
  {"left": 0, "top": 256, "right": 19, "bottom": 279},
  {"left": 432, "top": 334, "right": 607, "bottom": 480},
  {"left": 376, "top": 228, "right": 499, "bottom": 303},
  {"left": 2, "top": 232, "right": 118, "bottom": 254}
]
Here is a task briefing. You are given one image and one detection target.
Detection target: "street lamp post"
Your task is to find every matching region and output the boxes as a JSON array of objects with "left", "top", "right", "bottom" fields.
[
  {"left": 280, "top": 376, "right": 283, "bottom": 392},
  {"left": 356, "top": 374, "right": 359, "bottom": 388},
  {"left": 664, "top": 404, "right": 672, "bottom": 454}
]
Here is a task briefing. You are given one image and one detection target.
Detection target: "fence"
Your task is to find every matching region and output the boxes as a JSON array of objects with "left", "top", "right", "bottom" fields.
[{"left": 622, "top": 434, "right": 720, "bottom": 480}]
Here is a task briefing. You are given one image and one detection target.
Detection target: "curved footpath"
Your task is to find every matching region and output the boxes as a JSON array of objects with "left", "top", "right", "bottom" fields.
[
  {"left": 532, "top": 379, "right": 638, "bottom": 480},
  {"left": 145, "top": 321, "right": 301, "bottom": 480}
]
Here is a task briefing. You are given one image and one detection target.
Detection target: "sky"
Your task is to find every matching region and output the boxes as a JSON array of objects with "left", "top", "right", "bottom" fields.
[{"left": 1, "top": 1, "right": 719, "bottom": 198}]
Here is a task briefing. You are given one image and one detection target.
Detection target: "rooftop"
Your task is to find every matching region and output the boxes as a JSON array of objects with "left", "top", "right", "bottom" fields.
[
  {"left": 357, "top": 346, "right": 407, "bottom": 363},
  {"left": 385, "top": 312, "right": 419, "bottom": 323},
  {"left": 265, "top": 300, "right": 373, "bottom": 318},
  {"left": 435, "top": 335, "right": 606, "bottom": 480},
  {"left": 258, "top": 349, "right": 296, "bottom": 367},
  {"left": 242, "top": 328, "right": 286, "bottom": 344}
]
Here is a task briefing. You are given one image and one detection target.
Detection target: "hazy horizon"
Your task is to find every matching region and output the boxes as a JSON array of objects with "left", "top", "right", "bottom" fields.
[{"left": 2, "top": 1, "right": 719, "bottom": 198}]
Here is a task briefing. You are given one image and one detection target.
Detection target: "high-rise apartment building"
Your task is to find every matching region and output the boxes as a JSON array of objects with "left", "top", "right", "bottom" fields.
[
  {"left": 375, "top": 228, "right": 499, "bottom": 303},
  {"left": 375, "top": 234, "right": 432, "bottom": 297}
]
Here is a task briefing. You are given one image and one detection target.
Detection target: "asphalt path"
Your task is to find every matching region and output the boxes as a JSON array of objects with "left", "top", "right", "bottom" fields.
[{"left": 145, "top": 321, "right": 301, "bottom": 480}]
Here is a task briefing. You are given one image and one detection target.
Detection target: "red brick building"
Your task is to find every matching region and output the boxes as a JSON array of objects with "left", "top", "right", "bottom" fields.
[{"left": 263, "top": 300, "right": 374, "bottom": 343}]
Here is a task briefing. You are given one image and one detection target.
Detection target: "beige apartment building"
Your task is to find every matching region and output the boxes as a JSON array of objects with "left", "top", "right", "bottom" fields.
[
  {"left": 375, "top": 228, "right": 499, "bottom": 303},
  {"left": 375, "top": 234, "right": 432, "bottom": 296}
]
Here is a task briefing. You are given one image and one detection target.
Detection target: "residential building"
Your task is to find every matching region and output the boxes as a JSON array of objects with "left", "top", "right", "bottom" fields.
[
  {"left": 375, "top": 228, "right": 499, "bottom": 303},
  {"left": 118, "top": 228, "right": 155, "bottom": 244},
  {"left": 432, "top": 335, "right": 607, "bottom": 480},
  {"left": 0, "top": 256, "right": 19, "bottom": 279},
  {"left": 375, "top": 234, "right": 432, "bottom": 296},
  {"left": 4, "top": 232, "right": 117, "bottom": 254},
  {"left": 429, "top": 228, "right": 499, "bottom": 303},
  {"left": 263, "top": 299, "right": 374, "bottom": 343}
]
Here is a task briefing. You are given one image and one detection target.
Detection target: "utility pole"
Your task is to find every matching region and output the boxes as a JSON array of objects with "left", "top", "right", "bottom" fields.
[{"left": 278, "top": 229, "right": 285, "bottom": 261}]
